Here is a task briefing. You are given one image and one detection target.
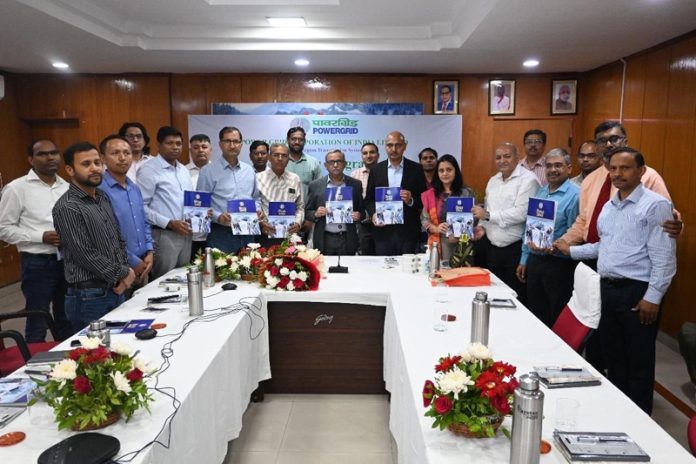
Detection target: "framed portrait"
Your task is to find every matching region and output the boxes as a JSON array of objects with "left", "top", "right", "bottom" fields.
[
  {"left": 551, "top": 79, "right": 577, "bottom": 115},
  {"left": 488, "top": 79, "right": 515, "bottom": 115},
  {"left": 433, "top": 80, "right": 459, "bottom": 114}
]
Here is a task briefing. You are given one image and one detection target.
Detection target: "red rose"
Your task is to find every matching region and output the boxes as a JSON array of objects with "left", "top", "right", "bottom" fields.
[
  {"left": 422, "top": 380, "right": 436, "bottom": 407},
  {"left": 491, "top": 395, "right": 511, "bottom": 415},
  {"left": 68, "top": 347, "right": 89, "bottom": 361},
  {"left": 126, "top": 368, "right": 144, "bottom": 383},
  {"left": 259, "top": 247, "right": 267, "bottom": 254},
  {"left": 84, "top": 346, "right": 110, "bottom": 364},
  {"left": 434, "top": 396, "right": 453, "bottom": 414},
  {"left": 292, "top": 279, "right": 304, "bottom": 290},
  {"left": 73, "top": 376, "right": 92, "bottom": 394},
  {"left": 279, "top": 276, "right": 290, "bottom": 287},
  {"left": 270, "top": 266, "right": 279, "bottom": 277}
]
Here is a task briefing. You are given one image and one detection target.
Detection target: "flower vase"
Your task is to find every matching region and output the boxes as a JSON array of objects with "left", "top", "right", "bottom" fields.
[
  {"left": 70, "top": 410, "right": 121, "bottom": 431},
  {"left": 447, "top": 415, "right": 503, "bottom": 438}
]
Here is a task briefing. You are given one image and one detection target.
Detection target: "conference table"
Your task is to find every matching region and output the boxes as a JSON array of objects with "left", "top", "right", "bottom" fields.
[{"left": 2, "top": 256, "right": 694, "bottom": 463}]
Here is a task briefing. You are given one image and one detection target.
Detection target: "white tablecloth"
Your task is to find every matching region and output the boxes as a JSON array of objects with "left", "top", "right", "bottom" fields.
[{"left": 2, "top": 256, "right": 694, "bottom": 463}]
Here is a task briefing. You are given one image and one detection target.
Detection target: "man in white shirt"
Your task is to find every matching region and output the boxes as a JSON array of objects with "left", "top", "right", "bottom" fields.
[
  {"left": 0, "top": 140, "right": 72, "bottom": 341},
  {"left": 472, "top": 143, "right": 540, "bottom": 301},
  {"left": 186, "top": 133, "right": 212, "bottom": 260}
]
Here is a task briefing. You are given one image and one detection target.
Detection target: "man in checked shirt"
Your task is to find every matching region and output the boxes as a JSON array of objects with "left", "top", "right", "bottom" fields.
[{"left": 53, "top": 142, "right": 135, "bottom": 335}]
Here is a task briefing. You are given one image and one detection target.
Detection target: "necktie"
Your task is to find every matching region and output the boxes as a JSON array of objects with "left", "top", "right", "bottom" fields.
[{"left": 587, "top": 173, "right": 611, "bottom": 243}]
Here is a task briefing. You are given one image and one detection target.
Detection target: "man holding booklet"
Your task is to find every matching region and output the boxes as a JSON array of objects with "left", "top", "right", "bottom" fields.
[
  {"left": 516, "top": 148, "right": 580, "bottom": 327},
  {"left": 305, "top": 149, "right": 363, "bottom": 255}
]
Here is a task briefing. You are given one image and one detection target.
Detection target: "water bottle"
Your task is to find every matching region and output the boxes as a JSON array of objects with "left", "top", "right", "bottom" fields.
[
  {"left": 187, "top": 267, "right": 204, "bottom": 317},
  {"left": 203, "top": 247, "right": 216, "bottom": 288},
  {"left": 428, "top": 242, "right": 440, "bottom": 279},
  {"left": 86, "top": 320, "right": 110, "bottom": 347},
  {"left": 510, "top": 373, "right": 544, "bottom": 464},
  {"left": 470, "top": 291, "right": 490, "bottom": 345}
]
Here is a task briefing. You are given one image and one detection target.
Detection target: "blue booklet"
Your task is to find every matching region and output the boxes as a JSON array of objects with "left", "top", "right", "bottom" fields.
[
  {"left": 374, "top": 187, "right": 403, "bottom": 225},
  {"left": 228, "top": 199, "right": 260, "bottom": 235},
  {"left": 268, "top": 201, "right": 296, "bottom": 238},
  {"left": 184, "top": 191, "right": 212, "bottom": 237},
  {"left": 525, "top": 198, "right": 556, "bottom": 249},
  {"left": 325, "top": 187, "right": 354, "bottom": 224},
  {"left": 446, "top": 197, "right": 474, "bottom": 238}
]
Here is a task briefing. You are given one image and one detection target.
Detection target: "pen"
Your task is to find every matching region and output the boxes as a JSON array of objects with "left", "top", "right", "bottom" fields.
[{"left": 545, "top": 367, "right": 583, "bottom": 372}]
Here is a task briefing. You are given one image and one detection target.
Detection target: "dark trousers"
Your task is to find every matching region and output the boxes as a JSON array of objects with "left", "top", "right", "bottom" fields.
[
  {"left": 600, "top": 278, "right": 657, "bottom": 414},
  {"left": 476, "top": 237, "right": 525, "bottom": 304},
  {"left": 190, "top": 239, "right": 207, "bottom": 262},
  {"left": 373, "top": 226, "right": 418, "bottom": 256},
  {"left": 357, "top": 222, "right": 375, "bottom": 256},
  {"left": 526, "top": 254, "right": 577, "bottom": 328},
  {"left": 323, "top": 232, "right": 356, "bottom": 256},
  {"left": 20, "top": 253, "right": 72, "bottom": 342},
  {"left": 208, "top": 223, "right": 253, "bottom": 254},
  {"left": 65, "top": 287, "right": 125, "bottom": 335}
]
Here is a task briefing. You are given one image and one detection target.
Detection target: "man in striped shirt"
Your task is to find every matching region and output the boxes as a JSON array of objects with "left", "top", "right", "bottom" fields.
[{"left": 53, "top": 142, "right": 135, "bottom": 334}]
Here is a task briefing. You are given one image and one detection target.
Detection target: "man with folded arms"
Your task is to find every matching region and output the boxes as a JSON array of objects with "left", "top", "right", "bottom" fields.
[
  {"left": 472, "top": 143, "right": 539, "bottom": 301},
  {"left": 305, "top": 150, "right": 363, "bottom": 255},
  {"left": 197, "top": 126, "right": 259, "bottom": 253},
  {"left": 0, "top": 139, "right": 72, "bottom": 341},
  {"left": 257, "top": 143, "right": 304, "bottom": 246},
  {"left": 98, "top": 135, "right": 154, "bottom": 294},
  {"left": 53, "top": 142, "right": 135, "bottom": 334},
  {"left": 138, "top": 126, "right": 194, "bottom": 279},
  {"left": 515, "top": 148, "right": 579, "bottom": 327},
  {"left": 556, "top": 147, "right": 676, "bottom": 414}
]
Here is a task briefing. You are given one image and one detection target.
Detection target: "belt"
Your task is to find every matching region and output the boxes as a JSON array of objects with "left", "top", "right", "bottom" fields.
[
  {"left": 325, "top": 230, "right": 347, "bottom": 236},
  {"left": 20, "top": 252, "right": 57, "bottom": 259},
  {"left": 69, "top": 279, "right": 110, "bottom": 289},
  {"left": 601, "top": 276, "right": 642, "bottom": 287}
]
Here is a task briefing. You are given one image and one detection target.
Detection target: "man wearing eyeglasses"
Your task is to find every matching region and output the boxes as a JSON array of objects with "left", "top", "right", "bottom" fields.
[
  {"left": 138, "top": 126, "right": 194, "bottom": 279},
  {"left": 0, "top": 139, "right": 72, "bottom": 342},
  {"left": 520, "top": 129, "right": 547, "bottom": 186},
  {"left": 197, "top": 126, "right": 259, "bottom": 253},
  {"left": 305, "top": 150, "right": 363, "bottom": 255},
  {"left": 571, "top": 140, "right": 603, "bottom": 186},
  {"left": 365, "top": 131, "right": 427, "bottom": 255}
]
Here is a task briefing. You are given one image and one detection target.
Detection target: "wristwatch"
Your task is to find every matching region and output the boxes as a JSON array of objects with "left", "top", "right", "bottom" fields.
[{"left": 484, "top": 211, "right": 490, "bottom": 221}]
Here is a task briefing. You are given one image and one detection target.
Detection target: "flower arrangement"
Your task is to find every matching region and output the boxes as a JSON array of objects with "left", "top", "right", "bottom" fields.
[
  {"left": 234, "top": 243, "right": 267, "bottom": 278},
  {"left": 260, "top": 255, "right": 320, "bottom": 291},
  {"left": 423, "top": 343, "right": 518, "bottom": 438},
  {"left": 30, "top": 338, "right": 154, "bottom": 431}
]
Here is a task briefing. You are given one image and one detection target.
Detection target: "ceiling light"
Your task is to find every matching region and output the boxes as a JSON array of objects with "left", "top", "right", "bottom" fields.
[
  {"left": 523, "top": 59, "right": 540, "bottom": 68},
  {"left": 267, "top": 17, "right": 306, "bottom": 27},
  {"left": 52, "top": 61, "right": 70, "bottom": 69},
  {"left": 294, "top": 59, "right": 310, "bottom": 67}
]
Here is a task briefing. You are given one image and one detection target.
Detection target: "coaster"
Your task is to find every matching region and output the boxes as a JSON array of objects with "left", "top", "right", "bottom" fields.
[
  {"left": 540, "top": 439, "right": 552, "bottom": 454},
  {"left": 0, "top": 431, "right": 26, "bottom": 446},
  {"left": 151, "top": 323, "right": 167, "bottom": 330}
]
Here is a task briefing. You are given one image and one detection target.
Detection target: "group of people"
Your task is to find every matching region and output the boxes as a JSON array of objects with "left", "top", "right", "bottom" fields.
[{"left": 0, "top": 119, "right": 681, "bottom": 415}]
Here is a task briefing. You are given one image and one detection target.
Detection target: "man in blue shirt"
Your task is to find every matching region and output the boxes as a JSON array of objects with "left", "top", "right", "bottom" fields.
[
  {"left": 557, "top": 147, "right": 676, "bottom": 414},
  {"left": 515, "top": 148, "right": 579, "bottom": 327},
  {"left": 138, "top": 126, "right": 194, "bottom": 279},
  {"left": 197, "top": 126, "right": 259, "bottom": 253},
  {"left": 98, "top": 135, "right": 154, "bottom": 295}
]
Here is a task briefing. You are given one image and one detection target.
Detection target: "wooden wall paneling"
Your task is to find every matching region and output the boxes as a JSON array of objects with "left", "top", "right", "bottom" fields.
[
  {"left": 239, "top": 75, "right": 277, "bottom": 102},
  {"left": 170, "top": 74, "right": 208, "bottom": 163},
  {"left": 460, "top": 76, "right": 492, "bottom": 197},
  {"left": 16, "top": 75, "right": 69, "bottom": 120},
  {"left": 579, "top": 62, "right": 623, "bottom": 138},
  {"left": 205, "top": 74, "right": 242, "bottom": 105}
]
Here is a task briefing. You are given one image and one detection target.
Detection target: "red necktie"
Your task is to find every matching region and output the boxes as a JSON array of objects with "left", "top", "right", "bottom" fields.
[{"left": 587, "top": 173, "right": 611, "bottom": 243}]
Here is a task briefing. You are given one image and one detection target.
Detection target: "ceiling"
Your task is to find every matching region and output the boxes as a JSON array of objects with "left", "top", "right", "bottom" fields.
[{"left": 1, "top": 0, "right": 695, "bottom": 74}]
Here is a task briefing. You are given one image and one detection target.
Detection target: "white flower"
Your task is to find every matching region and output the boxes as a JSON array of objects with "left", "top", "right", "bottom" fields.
[
  {"left": 437, "top": 367, "right": 475, "bottom": 396},
  {"left": 240, "top": 256, "right": 252, "bottom": 268},
  {"left": 294, "top": 244, "right": 307, "bottom": 252},
  {"left": 79, "top": 336, "right": 102, "bottom": 350},
  {"left": 286, "top": 281, "right": 295, "bottom": 291},
  {"left": 111, "top": 371, "right": 132, "bottom": 394},
  {"left": 251, "top": 251, "right": 261, "bottom": 259},
  {"left": 280, "top": 267, "right": 290, "bottom": 276},
  {"left": 264, "top": 270, "right": 271, "bottom": 278},
  {"left": 111, "top": 342, "right": 132, "bottom": 356},
  {"left": 211, "top": 247, "right": 222, "bottom": 253},
  {"left": 132, "top": 357, "right": 156, "bottom": 374},
  {"left": 247, "top": 243, "right": 261, "bottom": 250},
  {"left": 215, "top": 257, "right": 227, "bottom": 267},
  {"left": 230, "top": 263, "right": 239, "bottom": 272},
  {"left": 289, "top": 270, "right": 298, "bottom": 280},
  {"left": 468, "top": 343, "right": 492, "bottom": 360},
  {"left": 458, "top": 350, "right": 473, "bottom": 363},
  {"left": 298, "top": 271, "right": 308, "bottom": 282},
  {"left": 50, "top": 359, "right": 78, "bottom": 380},
  {"left": 275, "top": 258, "right": 283, "bottom": 266},
  {"left": 266, "top": 276, "right": 279, "bottom": 288},
  {"left": 289, "top": 233, "right": 302, "bottom": 244},
  {"left": 193, "top": 257, "right": 202, "bottom": 266}
]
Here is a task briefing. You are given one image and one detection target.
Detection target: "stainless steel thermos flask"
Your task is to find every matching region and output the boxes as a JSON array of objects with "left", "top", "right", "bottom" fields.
[
  {"left": 470, "top": 291, "right": 490, "bottom": 345},
  {"left": 203, "top": 247, "right": 216, "bottom": 288},
  {"left": 187, "top": 267, "right": 204, "bottom": 317},
  {"left": 510, "top": 373, "right": 544, "bottom": 464}
]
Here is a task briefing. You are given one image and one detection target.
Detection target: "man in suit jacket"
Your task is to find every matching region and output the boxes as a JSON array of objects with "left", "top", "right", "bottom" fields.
[
  {"left": 365, "top": 131, "right": 427, "bottom": 255},
  {"left": 305, "top": 150, "right": 363, "bottom": 255}
]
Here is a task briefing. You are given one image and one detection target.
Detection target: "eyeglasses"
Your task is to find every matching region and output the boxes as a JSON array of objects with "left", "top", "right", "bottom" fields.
[
  {"left": 326, "top": 160, "right": 345, "bottom": 165},
  {"left": 221, "top": 139, "right": 242, "bottom": 145},
  {"left": 595, "top": 135, "right": 625, "bottom": 145},
  {"left": 524, "top": 139, "right": 544, "bottom": 145},
  {"left": 124, "top": 134, "right": 143, "bottom": 140}
]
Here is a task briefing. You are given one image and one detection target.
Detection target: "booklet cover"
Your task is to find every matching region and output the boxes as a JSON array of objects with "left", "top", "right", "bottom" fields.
[
  {"left": 533, "top": 365, "right": 602, "bottom": 388},
  {"left": 0, "top": 378, "right": 36, "bottom": 406},
  {"left": 554, "top": 431, "right": 650, "bottom": 462},
  {"left": 446, "top": 197, "right": 474, "bottom": 238},
  {"left": 268, "top": 201, "right": 296, "bottom": 238},
  {"left": 228, "top": 199, "right": 261, "bottom": 235},
  {"left": 325, "top": 187, "right": 354, "bottom": 224},
  {"left": 184, "top": 191, "right": 212, "bottom": 237},
  {"left": 525, "top": 197, "right": 556, "bottom": 249},
  {"left": 374, "top": 187, "right": 403, "bottom": 225}
]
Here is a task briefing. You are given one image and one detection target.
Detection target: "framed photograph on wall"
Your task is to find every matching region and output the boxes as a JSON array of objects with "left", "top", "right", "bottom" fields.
[
  {"left": 551, "top": 79, "right": 577, "bottom": 115},
  {"left": 433, "top": 80, "right": 459, "bottom": 114},
  {"left": 488, "top": 79, "right": 515, "bottom": 115}
]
